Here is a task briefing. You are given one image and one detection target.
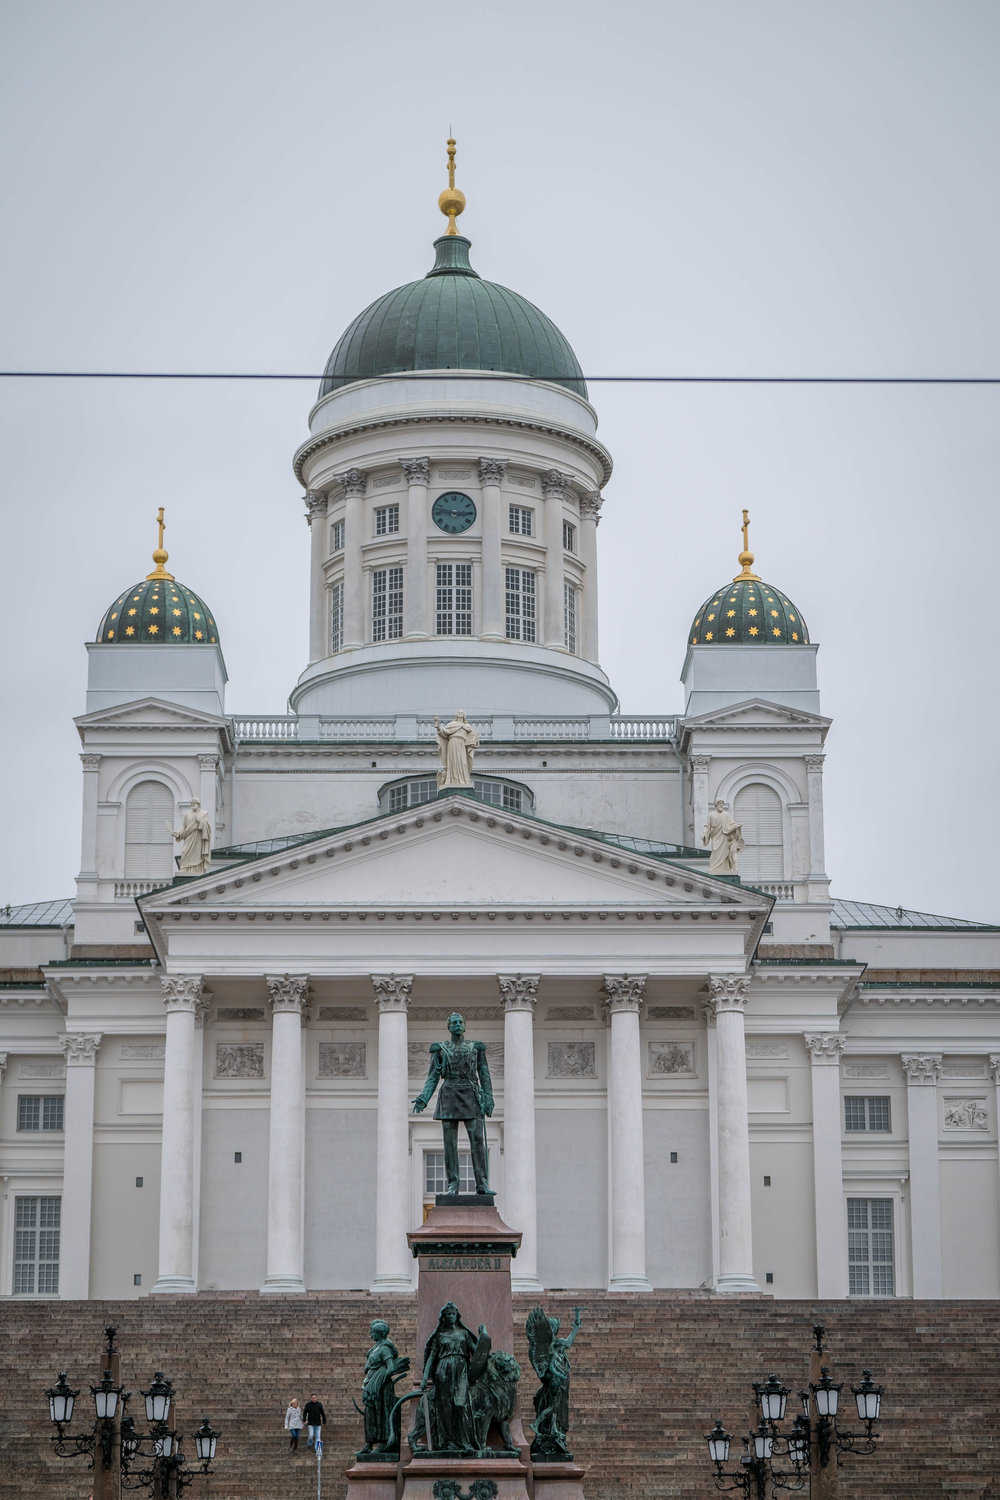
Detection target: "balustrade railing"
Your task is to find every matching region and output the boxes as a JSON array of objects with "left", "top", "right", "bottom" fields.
[
  {"left": 750, "top": 881, "right": 796, "bottom": 901},
  {"left": 232, "top": 713, "right": 679, "bottom": 743},
  {"left": 114, "top": 880, "right": 163, "bottom": 899},
  {"left": 231, "top": 716, "right": 299, "bottom": 740}
]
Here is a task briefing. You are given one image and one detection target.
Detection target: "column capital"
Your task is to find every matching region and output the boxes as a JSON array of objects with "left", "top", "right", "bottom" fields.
[
  {"left": 161, "top": 975, "right": 205, "bottom": 1014},
  {"left": 804, "top": 1032, "right": 845, "bottom": 1063},
  {"left": 61, "top": 1033, "right": 102, "bottom": 1066},
  {"left": 336, "top": 467, "right": 368, "bottom": 498},
  {"left": 804, "top": 754, "right": 826, "bottom": 772},
  {"left": 198, "top": 753, "right": 220, "bottom": 773},
  {"left": 579, "top": 490, "right": 603, "bottom": 523},
  {"left": 80, "top": 752, "right": 102, "bottom": 771},
  {"left": 603, "top": 973, "right": 647, "bottom": 1017},
  {"left": 541, "top": 468, "right": 572, "bottom": 499},
  {"left": 689, "top": 754, "right": 711, "bottom": 774},
  {"left": 304, "top": 489, "right": 329, "bottom": 523},
  {"left": 902, "top": 1053, "right": 942, "bottom": 1085},
  {"left": 497, "top": 973, "right": 540, "bottom": 1011},
  {"left": 401, "top": 457, "right": 430, "bottom": 486},
  {"left": 372, "top": 973, "right": 413, "bottom": 1013},
  {"left": 266, "top": 974, "right": 309, "bottom": 1014},
  {"left": 704, "top": 975, "right": 750, "bottom": 1019},
  {"left": 478, "top": 457, "right": 508, "bottom": 487}
]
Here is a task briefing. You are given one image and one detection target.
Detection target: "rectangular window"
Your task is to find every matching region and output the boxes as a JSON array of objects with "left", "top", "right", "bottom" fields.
[
  {"left": 435, "top": 563, "right": 473, "bottom": 636},
  {"left": 424, "top": 1151, "right": 476, "bottom": 1195},
  {"left": 505, "top": 568, "right": 536, "bottom": 642},
  {"left": 17, "top": 1096, "right": 64, "bottom": 1132},
  {"left": 372, "top": 567, "right": 403, "bottom": 641},
  {"left": 330, "top": 581, "right": 344, "bottom": 653},
  {"left": 387, "top": 780, "right": 437, "bottom": 814},
  {"left": 473, "top": 779, "right": 523, "bottom": 812},
  {"left": 562, "top": 520, "right": 576, "bottom": 552},
  {"left": 374, "top": 504, "right": 399, "bottom": 536},
  {"left": 332, "top": 518, "right": 345, "bottom": 552},
  {"left": 848, "top": 1198, "right": 894, "bottom": 1296},
  {"left": 845, "top": 1096, "right": 891, "bottom": 1132},
  {"left": 508, "top": 505, "right": 533, "bottom": 536},
  {"left": 563, "top": 582, "right": 577, "bottom": 652},
  {"left": 13, "top": 1196, "right": 61, "bottom": 1295}
]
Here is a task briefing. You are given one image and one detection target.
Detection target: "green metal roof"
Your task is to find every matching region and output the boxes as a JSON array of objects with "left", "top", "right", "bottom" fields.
[
  {"left": 832, "top": 898, "right": 1000, "bottom": 931},
  {"left": 689, "top": 577, "right": 809, "bottom": 647},
  {"left": 96, "top": 577, "right": 219, "bottom": 646},
  {"left": 0, "top": 898, "right": 74, "bottom": 927},
  {"left": 319, "top": 236, "right": 586, "bottom": 399}
]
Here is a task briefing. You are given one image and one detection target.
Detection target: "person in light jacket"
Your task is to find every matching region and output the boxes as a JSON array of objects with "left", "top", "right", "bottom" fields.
[{"left": 284, "top": 1397, "right": 303, "bottom": 1452}]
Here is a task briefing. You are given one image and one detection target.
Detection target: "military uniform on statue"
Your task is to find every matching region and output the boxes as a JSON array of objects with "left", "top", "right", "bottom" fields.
[{"left": 412, "top": 1011, "right": 494, "bottom": 1200}]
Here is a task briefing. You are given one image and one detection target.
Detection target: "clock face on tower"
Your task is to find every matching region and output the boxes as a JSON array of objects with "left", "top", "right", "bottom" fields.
[{"left": 431, "top": 491, "right": 477, "bottom": 533}]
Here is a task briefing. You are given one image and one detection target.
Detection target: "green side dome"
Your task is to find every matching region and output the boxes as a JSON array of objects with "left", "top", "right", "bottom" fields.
[
  {"left": 319, "top": 236, "right": 587, "bottom": 399},
  {"left": 97, "top": 577, "right": 219, "bottom": 645},
  {"left": 688, "top": 520, "right": 809, "bottom": 645}
]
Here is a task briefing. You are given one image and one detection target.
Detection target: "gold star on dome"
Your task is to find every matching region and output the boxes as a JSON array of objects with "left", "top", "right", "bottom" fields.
[
  {"left": 749, "top": 626, "right": 759, "bottom": 636},
  {"left": 725, "top": 627, "right": 735, "bottom": 637},
  {"left": 132, "top": 594, "right": 140, "bottom": 600},
  {"left": 707, "top": 613, "right": 715, "bottom": 621},
  {"left": 789, "top": 614, "right": 796, "bottom": 622},
  {"left": 193, "top": 612, "right": 201, "bottom": 620},
  {"left": 111, "top": 612, "right": 118, "bottom": 620},
  {"left": 694, "top": 617, "right": 702, "bottom": 627},
  {"left": 210, "top": 635, "right": 217, "bottom": 642},
  {"left": 791, "top": 631, "right": 799, "bottom": 641},
  {"left": 770, "top": 609, "right": 778, "bottom": 617},
  {"left": 172, "top": 608, "right": 181, "bottom": 617},
  {"left": 172, "top": 626, "right": 182, "bottom": 636},
  {"left": 749, "top": 609, "right": 758, "bottom": 616},
  {"left": 125, "top": 626, "right": 135, "bottom": 636},
  {"left": 128, "top": 608, "right": 137, "bottom": 616},
  {"left": 149, "top": 607, "right": 159, "bottom": 615},
  {"left": 106, "top": 631, "right": 114, "bottom": 639},
  {"left": 772, "top": 627, "right": 781, "bottom": 636},
  {"left": 705, "top": 631, "right": 713, "bottom": 640},
  {"left": 726, "top": 609, "right": 735, "bottom": 618},
  {"left": 195, "top": 629, "right": 204, "bottom": 640},
  {"left": 148, "top": 624, "right": 158, "bottom": 634}
]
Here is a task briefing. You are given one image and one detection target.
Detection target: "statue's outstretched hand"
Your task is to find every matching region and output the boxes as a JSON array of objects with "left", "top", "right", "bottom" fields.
[
  {"left": 478, "top": 1324, "right": 488, "bottom": 1338},
  {"left": 412, "top": 1098, "right": 426, "bottom": 1113}
]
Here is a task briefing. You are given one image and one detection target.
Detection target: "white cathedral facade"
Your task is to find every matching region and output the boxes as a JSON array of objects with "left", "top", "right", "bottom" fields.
[{"left": 3, "top": 163, "right": 999, "bottom": 1308}]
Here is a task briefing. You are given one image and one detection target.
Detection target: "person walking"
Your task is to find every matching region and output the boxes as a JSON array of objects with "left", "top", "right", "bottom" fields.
[
  {"left": 284, "top": 1396, "right": 303, "bottom": 1452},
  {"left": 303, "top": 1391, "right": 326, "bottom": 1450}
]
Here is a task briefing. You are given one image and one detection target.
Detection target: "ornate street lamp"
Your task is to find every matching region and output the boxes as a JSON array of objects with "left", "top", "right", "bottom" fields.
[{"left": 703, "top": 1323, "right": 885, "bottom": 1496}]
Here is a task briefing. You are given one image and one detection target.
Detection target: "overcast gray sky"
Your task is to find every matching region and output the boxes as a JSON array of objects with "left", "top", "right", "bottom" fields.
[{"left": 2, "top": 0, "right": 998, "bottom": 920}]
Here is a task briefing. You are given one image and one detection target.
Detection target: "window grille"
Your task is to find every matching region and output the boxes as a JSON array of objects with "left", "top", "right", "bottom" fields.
[
  {"left": 388, "top": 779, "right": 438, "bottom": 813},
  {"left": 505, "top": 568, "right": 536, "bottom": 642},
  {"left": 733, "top": 783, "right": 783, "bottom": 880},
  {"left": 563, "top": 582, "right": 577, "bottom": 652},
  {"left": 13, "top": 1196, "right": 61, "bottom": 1295},
  {"left": 375, "top": 504, "right": 399, "bottom": 536},
  {"left": 509, "top": 505, "right": 533, "bottom": 536},
  {"left": 845, "top": 1096, "right": 891, "bottom": 1132},
  {"left": 562, "top": 520, "right": 576, "bottom": 552},
  {"left": 847, "top": 1198, "right": 895, "bottom": 1296},
  {"left": 18, "top": 1096, "right": 65, "bottom": 1131},
  {"left": 124, "top": 781, "right": 175, "bottom": 880},
  {"left": 473, "top": 779, "right": 523, "bottom": 812},
  {"left": 436, "top": 563, "right": 473, "bottom": 636},
  {"left": 332, "top": 519, "right": 345, "bottom": 552},
  {"left": 372, "top": 567, "right": 404, "bottom": 641},
  {"left": 424, "top": 1151, "right": 475, "bottom": 1195},
  {"left": 330, "top": 581, "right": 344, "bottom": 653}
]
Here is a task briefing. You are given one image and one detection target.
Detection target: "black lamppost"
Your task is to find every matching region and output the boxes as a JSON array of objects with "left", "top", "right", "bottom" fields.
[
  {"left": 703, "top": 1325, "right": 884, "bottom": 1497},
  {"left": 44, "top": 1326, "right": 221, "bottom": 1500}
]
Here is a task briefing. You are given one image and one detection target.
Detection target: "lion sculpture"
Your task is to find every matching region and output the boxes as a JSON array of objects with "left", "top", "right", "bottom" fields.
[{"left": 469, "top": 1349, "right": 521, "bottom": 1453}]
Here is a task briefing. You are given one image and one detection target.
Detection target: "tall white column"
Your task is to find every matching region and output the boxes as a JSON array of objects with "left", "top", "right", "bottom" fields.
[
  {"left": 479, "top": 458, "right": 506, "bottom": 640},
  {"left": 902, "top": 1053, "right": 943, "bottom": 1298},
  {"left": 991, "top": 1056, "right": 1000, "bottom": 1233},
  {"left": 705, "top": 976, "right": 759, "bottom": 1293},
  {"left": 541, "top": 469, "right": 569, "bottom": 648},
  {"left": 153, "top": 975, "right": 204, "bottom": 1294},
  {"left": 578, "top": 492, "right": 602, "bottom": 663},
  {"left": 339, "top": 468, "right": 368, "bottom": 649},
  {"left": 58, "top": 1034, "right": 101, "bottom": 1299},
  {"left": 402, "top": 459, "right": 430, "bottom": 639},
  {"left": 498, "top": 973, "right": 542, "bottom": 1292},
  {"left": 78, "top": 753, "right": 101, "bottom": 881},
  {"left": 371, "top": 974, "right": 414, "bottom": 1292},
  {"left": 604, "top": 974, "right": 651, "bottom": 1291},
  {"left": 305, "top": 490, "right": 329, "bottom": 662},
  {"left": 805, "top": 1033, "right": 848, "bottom": 1298},
  {"left": 261, "top": 974, "right": 308, "bottom": 1294}
]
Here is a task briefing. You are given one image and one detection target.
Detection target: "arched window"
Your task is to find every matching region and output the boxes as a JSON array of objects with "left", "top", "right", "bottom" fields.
[
  {"left": 733, "top": 783, "right": 783, "bottom": 881},
  {"left": 124, "top": 781, "right": 175, "bottom": 879}
]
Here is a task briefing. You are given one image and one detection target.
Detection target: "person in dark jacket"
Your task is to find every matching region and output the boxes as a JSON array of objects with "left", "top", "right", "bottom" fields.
[{"left": 303, "top": 1393, "right": 326, "bottom": 1450}]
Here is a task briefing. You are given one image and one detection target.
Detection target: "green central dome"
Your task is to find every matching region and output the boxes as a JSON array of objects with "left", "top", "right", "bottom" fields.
[{"left": 319, "top": 236, "right": 586, "bottom": 399}]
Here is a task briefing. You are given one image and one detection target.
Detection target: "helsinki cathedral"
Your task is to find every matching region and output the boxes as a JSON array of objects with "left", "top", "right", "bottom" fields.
[{"left": 2, "top": 144, "right": 998, "bottom": 1307}]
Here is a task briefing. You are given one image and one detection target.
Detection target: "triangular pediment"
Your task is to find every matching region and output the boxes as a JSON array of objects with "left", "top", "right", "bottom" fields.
[
  {"left": 682, "top": 697, "right": 831, "bottom": 731},
  {"left": 75, "top": 697, "right": 229, "bottom": 733},
  {"left": 140, "top": 797, "right": 768, "bottom": 916}
]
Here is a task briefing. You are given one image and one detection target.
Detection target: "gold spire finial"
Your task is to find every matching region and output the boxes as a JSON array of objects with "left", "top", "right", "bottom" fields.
[
  {"left": 438, "top": 136, "right": 466, "bottom": 236},
  {"left": 733, "top": 508, "right": 761, "bottom": 582},
  {"left": 146, "top": 506, "right": 175, "bottom": 581}
]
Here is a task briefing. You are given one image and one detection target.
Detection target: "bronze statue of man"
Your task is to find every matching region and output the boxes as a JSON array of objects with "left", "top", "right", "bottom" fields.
[{"left": 412, "top": 1011, "right": 494, "bottom": 1195}]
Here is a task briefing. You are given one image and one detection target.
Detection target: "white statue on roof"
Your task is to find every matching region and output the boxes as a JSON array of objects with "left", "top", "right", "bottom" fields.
[
  {"left": 168, "top": 798, "right": 212, "bottom": 876},
  {"left": 702, "top": 798, "right": 744, "bottom": 875}
]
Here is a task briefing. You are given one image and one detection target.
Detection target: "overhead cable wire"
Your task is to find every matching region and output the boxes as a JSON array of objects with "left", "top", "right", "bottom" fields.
[{"left": 0, "top": 371, "right": 999, "bottom": 385}]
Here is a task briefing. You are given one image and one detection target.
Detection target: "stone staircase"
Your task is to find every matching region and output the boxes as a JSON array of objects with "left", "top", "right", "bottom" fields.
[{"left": 1, "top": 1294, "right": 998, "bottom": 1498}]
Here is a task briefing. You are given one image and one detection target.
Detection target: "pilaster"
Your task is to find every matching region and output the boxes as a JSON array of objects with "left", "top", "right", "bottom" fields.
[
  {"left": 804, "top": 1033, "right": 848, "bottom": 1298},
  {"left": 402, "top": 459, "right": 430, "bottom": 639},
  {"left": 498, "top": 973, "right": 542, "bottom": 1292},
  {"left": 305, "top": 488, "right": 329, "bottom": 662},
  {"left": 902, "top": 1053, "right": 943, "bottom": 1297},
  {"left": 58, "top": 1033, "right": 101, "bottom": 1299},
  {"left": 541, "top": 469, "right": 570, "bottom": 648},
  {"left": 604, "top": 974, "right": 651, "bottom": 1291},
  {"left": 689, "top": 754, "right": 711, "bottom": 850},
  {"left": 338, "top": 468, "right": 368, "bottom": 648},
  {"left": 78, "top": 753, "right": 101, "bottom": 883},
  {"left": 479, "top": 457, "right": 507, "bottom": 640},
  {"left": 578, "top": 491, "right": 602, "bottom": 662},
  {"left": 371, "top": 973, "right": 415, "bottom": 1292}
]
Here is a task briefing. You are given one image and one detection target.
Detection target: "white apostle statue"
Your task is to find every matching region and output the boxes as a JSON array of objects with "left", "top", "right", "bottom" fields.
[
  {"left": 433, "top": 710, "right": 479, "bottom": 789},
  {"left": 168, "top": 798, "right": 212, "bottom": 876},
  {"left": 702, "top": 798, "right": 745, "bottom": 874}
]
